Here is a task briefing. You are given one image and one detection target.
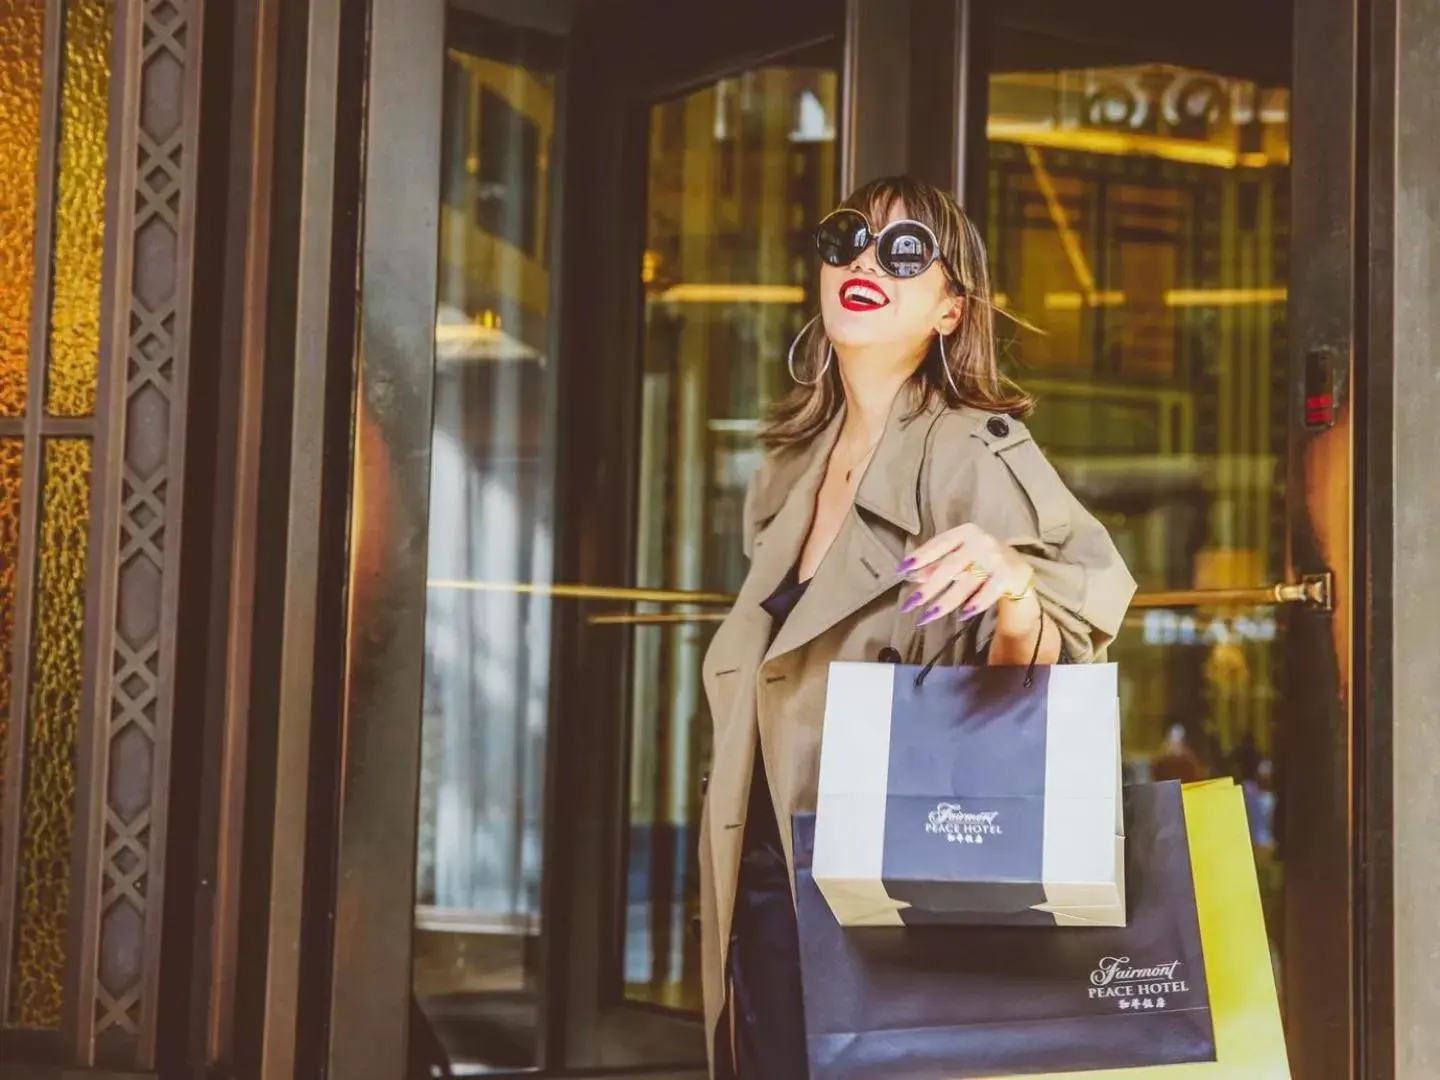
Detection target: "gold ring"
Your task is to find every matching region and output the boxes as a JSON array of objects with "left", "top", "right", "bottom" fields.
[{"left": 965, "top": 562, "right": 990, "bottom": 582}]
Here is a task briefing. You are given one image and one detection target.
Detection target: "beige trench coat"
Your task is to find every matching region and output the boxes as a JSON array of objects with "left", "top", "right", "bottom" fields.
[{"left": 696, "top": 386, "right": 1137, "bottom": 1072}]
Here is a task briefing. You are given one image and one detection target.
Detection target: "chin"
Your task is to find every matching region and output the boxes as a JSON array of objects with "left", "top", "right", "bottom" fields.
[{"left": 821, "top": 309, "right": 891, "bottom": 348}]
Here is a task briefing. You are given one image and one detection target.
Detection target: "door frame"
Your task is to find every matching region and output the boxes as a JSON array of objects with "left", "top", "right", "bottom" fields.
[
  {"left": 310, "top": 0, "right": 866, "bottom": 1076},
  {"left": 1286, "top": 1, "right": 1368, "bottom": 1077},
  {"left": 546, "top": 1, "right": 846, "bottom": 1069},
  {"left": 548, "top": 1, "right": 988, "bottom": 1070},
  {"left": 309, "top": 0, "right": 1389, "bottom": 1076},
  {"left": 961, "top": 2, "right": 1379, "bottom": 1076},
  {"left": 150, "top": 0, "right": 1413, "bottom": 1076}
]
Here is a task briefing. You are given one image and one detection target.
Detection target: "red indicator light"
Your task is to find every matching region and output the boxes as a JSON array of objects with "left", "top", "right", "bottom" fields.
[{"left": 1304, "top": 348, "right": 1338, "bottom": 430}]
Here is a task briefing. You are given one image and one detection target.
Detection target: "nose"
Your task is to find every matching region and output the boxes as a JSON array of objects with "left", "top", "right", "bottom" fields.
[{"left": 848, "top": 242, "right": 882, "bottom": 275}]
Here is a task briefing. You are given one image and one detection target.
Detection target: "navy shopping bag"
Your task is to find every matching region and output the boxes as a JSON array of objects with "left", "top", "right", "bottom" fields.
[
  {"left": 793, "top": 781, "right": 1215, "bottom": 1080},
  {"left": 814, "top": 661, "right": 1124, "bottom": 927}
]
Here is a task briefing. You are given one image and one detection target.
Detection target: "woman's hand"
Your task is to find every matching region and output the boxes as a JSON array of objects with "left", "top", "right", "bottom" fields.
[{"left": 896, "top": 523, "right": 1035, "bottom": 627}]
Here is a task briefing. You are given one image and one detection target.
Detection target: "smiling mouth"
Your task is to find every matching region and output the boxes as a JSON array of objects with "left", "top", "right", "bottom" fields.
[{"left": 840, "top": 278, "right": 890, "bottom": 311}]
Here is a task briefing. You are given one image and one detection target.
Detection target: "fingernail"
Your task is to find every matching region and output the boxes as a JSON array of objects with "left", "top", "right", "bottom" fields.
[
  {"left": 900, "top": 590, "right": 924, "bottom": 613},
  {"left": 896, "top": 557, "right": 916, "bottom": 573},
  {"left": 960, "top": 604, "right": 976, "bottom": 619},
  {"left": 916, "top": 605, "right": 942, "bottom": 626}
]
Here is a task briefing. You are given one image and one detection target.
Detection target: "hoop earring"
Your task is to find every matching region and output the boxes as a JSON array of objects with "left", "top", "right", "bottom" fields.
[
  {"left": 937, "top": 329, "right": 961, "bottom": 399},
  {"left": 787, "top": 313, "right": 833, "bottom": 386}
]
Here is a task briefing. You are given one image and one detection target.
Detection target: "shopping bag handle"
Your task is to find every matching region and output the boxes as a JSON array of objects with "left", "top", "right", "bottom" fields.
[{"left": 913, "top": 606, "right": 1047, "bottom": 691}]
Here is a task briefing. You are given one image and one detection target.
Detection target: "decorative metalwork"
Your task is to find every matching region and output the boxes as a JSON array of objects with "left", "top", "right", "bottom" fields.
[{"left": 80, "top": 0, "right": 200, "bottom": 1059}]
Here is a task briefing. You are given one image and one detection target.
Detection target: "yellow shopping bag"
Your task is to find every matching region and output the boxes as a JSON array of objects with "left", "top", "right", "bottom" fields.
[{"left": 997, "top": 778, "right": 1290, "bottom": 1079}]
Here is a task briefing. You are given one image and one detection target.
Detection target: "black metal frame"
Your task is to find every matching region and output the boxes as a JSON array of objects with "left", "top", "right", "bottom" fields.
[
  {"left": 318, "top": 0, "right": 447, "bottom": 1075},
  {"left": 297, "top": 0, "right": 1089, "bottom": 1075},
  {"left": 1355, "top": 0, "right": 1395, "bottom": 1076},
  {"left": 1285, "top": 0, "right": 1370, "bottom": 1075}
]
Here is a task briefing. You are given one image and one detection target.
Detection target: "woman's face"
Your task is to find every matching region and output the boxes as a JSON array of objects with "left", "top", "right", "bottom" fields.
[{"left": 818, "top": 201, "right": 960, "bottom": 360}]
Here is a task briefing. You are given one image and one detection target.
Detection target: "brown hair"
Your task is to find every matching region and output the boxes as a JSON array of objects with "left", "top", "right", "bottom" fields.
[{"left": 762, "top": 176, "right": 1032, "bottom": 449}]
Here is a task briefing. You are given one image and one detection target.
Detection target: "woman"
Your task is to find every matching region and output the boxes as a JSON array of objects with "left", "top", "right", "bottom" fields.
[{"left": 698, "top": 176, "right": 1136, "bottom": 1079}]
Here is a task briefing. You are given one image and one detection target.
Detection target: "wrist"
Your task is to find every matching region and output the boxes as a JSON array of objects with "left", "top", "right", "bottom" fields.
[{"left": 994, "top": 574, "right": 1041, "bottom": 635}]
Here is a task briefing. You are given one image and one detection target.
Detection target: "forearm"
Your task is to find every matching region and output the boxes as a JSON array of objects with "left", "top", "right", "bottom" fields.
[{"left": 987, "top": 592, "right": 1062, "bottom": 666}]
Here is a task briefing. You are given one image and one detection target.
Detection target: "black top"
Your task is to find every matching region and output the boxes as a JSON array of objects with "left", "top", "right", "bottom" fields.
[{"left": 743, "top": 566, "right": 810, "bottom": 866}]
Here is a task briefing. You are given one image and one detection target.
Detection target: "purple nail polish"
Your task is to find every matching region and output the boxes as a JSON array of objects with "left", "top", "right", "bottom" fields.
[
  {"left": 900, "top": 590, "right": 924, "bottom": 613},
  {"left": 960, "top": 604, "right": 976, "bottom": 619},
  {"left": 916, "top": 605, "right": 942, "bottom": 625},
  {"left": 897, "top": 557, "right": 916, "bottom": 573}
]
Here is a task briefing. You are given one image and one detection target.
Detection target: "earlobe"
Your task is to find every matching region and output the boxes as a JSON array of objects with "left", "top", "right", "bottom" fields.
[
  {"left": 944, "top": 297, "right": 965, "bottom": 334},
  {"left": 937, "top": 298, "right": 964, "bottom": 335}
]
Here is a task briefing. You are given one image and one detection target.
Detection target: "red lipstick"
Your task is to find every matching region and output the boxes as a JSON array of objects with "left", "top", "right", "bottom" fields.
[{"left": 839, "top": 277, "right": 890, "bottom": 311}]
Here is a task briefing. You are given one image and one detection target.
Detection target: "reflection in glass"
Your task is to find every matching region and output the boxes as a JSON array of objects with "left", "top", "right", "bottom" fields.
[
  {"left": 986, "top": 48, "right": 1289, "bottom": 972},
  {"left": 412, "top": 16, "right": 559, "bottom": 1072},
  {"left": 625, "top": 59, "right": 838, "bottom": 1011}
]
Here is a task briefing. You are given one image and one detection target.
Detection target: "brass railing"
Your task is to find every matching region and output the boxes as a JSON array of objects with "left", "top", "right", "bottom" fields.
[{"left": 428, "top": 572, "right": 1333, "bottom": 626}]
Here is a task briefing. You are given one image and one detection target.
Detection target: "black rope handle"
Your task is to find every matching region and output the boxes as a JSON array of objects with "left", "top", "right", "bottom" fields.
[
  {"left": 1024, "top": 605, "right": 1047, "bottom": 687},
  {"left": 913, "top": 605, "right": 1048, "bottom": 690}
]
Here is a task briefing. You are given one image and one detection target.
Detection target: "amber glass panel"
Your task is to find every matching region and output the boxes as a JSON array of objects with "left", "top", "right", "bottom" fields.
[
  {"left": 625, "top": 58, "right": 838, "bottom": 1011},
  {"left": 987, "top": 50, "right": 1288, "bottom": 977},
  {"left": 9, "top": 438, "right": 91, "bottom": 1028},
  {"left": 46, "top": 0, "right": 111, "bottom": 417},
  {"left": 0, "top": 0, "right": 46, "bottom": 416},
  {"left": 0, "top": 439, "right": 21, "bottom": 821}
]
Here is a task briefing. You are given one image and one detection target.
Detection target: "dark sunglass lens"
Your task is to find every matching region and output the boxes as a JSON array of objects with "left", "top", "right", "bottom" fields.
[
  {"left": 815, "top": 211, "right": 868, "bottom": 266},
  {"left": 878, "top": 223, "right": 936, "bottom": 278}
]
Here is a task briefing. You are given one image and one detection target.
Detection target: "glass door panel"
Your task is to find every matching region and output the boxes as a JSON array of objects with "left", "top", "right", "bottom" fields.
[
  {"left": 623, "top": 54, "right": 839, "bottom": 1011},
  {"left": 984, "top": 22, "right": 1290, "bottom": 982},
  {"left": 412, "top": 11, "right": 563, "bottom": 1072}
]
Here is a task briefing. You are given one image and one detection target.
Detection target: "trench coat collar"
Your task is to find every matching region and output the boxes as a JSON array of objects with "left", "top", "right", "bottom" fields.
[{"left": 749, "top": 384, "right": 945, "bottom": 664}]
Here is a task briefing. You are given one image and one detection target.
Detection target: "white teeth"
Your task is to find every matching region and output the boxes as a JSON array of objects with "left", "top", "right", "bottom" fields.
[{"left": 843, "top": 282, "right": 887, "bottom": 305}]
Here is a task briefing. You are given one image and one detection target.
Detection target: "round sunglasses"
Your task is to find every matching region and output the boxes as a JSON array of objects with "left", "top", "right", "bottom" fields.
[{"left": 813, "top": 208, "right": 963, "bottom": 291}]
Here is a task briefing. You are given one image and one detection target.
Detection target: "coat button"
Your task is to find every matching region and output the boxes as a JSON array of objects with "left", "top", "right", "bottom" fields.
[
  {"left": 877, "top": 647, "right": 902, "bottom": 664},
  {"left": 699, "top": 771, "right": 710, "bottom": 797},
  {"left": 987, "top": 416, "right": 1010, "bottom": 438}
]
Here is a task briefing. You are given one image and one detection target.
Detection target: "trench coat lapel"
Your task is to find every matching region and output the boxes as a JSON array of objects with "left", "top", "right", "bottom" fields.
[
  {"left": 763, "top": 388, "right": 937, "bottom": 664},
  {"left": 762, "top": 511, "right": 902, "bottom": 662},
  {"left": 743, "top": 410, "right": 844, "bottom": 618},
  {"left": 700, "top": 414, "right": 839, "bottom": 976}
]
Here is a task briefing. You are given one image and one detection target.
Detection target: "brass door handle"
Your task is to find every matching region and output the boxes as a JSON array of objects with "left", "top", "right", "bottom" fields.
[
  {"left": 1128, "top": 572, "right": 1332, "bottom": 612},
  {"left": 580, "top": 572, "right": 1334, "bottom": 626}
]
